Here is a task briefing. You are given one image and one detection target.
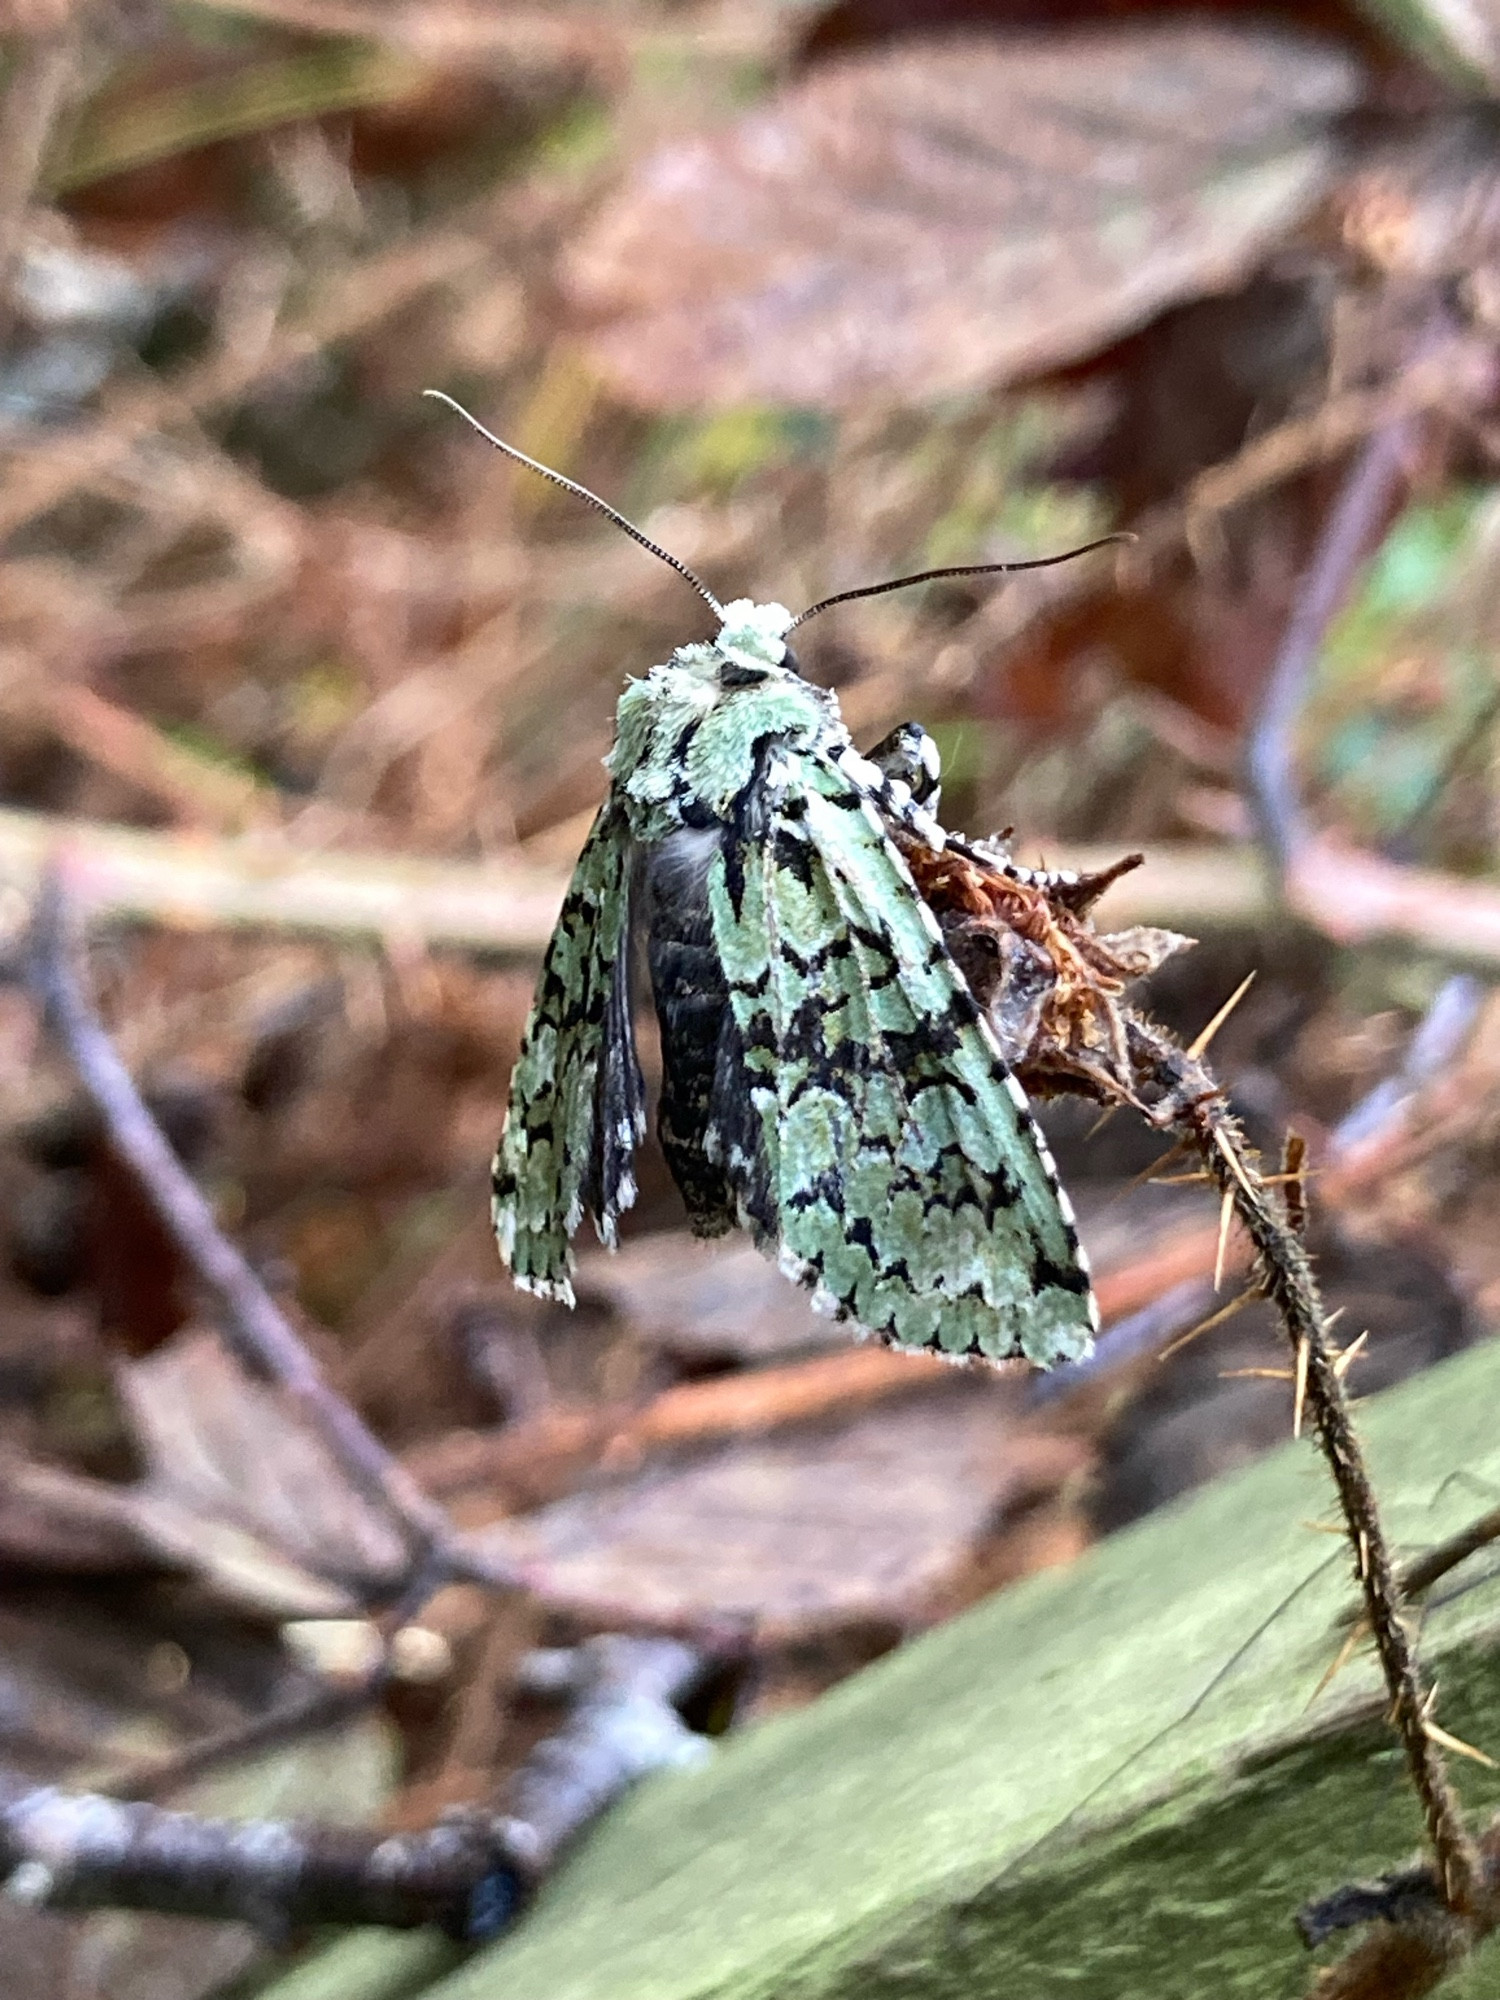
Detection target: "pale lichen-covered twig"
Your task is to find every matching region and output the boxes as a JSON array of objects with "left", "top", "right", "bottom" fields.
[{"left": 0, "top": 1637, "right": 709, "bottom": 1939}]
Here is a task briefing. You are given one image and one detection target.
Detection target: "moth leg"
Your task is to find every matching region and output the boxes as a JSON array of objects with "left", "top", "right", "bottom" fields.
[
  {"left": 965, "top": 836, "right": 1144, "bottom": 915},
  {"left": 862, "top": 721, "right": 942, "bottom": 811}
]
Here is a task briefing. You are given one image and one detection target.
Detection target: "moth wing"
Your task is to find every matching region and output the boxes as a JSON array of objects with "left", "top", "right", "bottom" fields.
[
  {"left": 706, "top": 760, "right": 1094, "bottom": 1367},
  {"left": 492, "top": 800, "right": 643, "bottom": 1303}
]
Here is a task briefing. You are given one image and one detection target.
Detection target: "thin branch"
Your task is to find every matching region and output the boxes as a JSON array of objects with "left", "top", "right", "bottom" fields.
[
  {"left": 1396, "top": 1504, "right": 1500, "bottom": 1610},
  {"left": 0, "top": 1638, "right": 709, "bottom": 1940},
  {"left": 25, "top": 870, "right": 516, "bottom": 1596},
  {"left": 0, "top": 6, "right": 76, "bottom": 341},
  {"left": 1025, "top": 1275, "right": 1216, "bottom": 1406},
  {"left": 13, "top": 810, "right": 1500, "bottom": 973},
  {"left": 1245, "top": 415, "right": 1420, "bottom": 881},
  {"left": 0, "top": 805, "right": 567, "bottom": 957}
]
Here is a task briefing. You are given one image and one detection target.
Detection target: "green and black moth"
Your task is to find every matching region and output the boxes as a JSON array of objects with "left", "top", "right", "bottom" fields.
[{"left": 429, "top": 393, "right": 1122, "bottom": 1370}]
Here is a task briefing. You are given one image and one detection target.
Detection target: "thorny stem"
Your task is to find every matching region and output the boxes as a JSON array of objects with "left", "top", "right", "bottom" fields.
[{"left": 1130, "top": 1021, "right": 1484, "bottom": 1919}]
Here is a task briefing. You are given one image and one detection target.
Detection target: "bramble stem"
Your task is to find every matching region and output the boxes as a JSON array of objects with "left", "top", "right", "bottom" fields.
[{"left": 1130, "top": 1022, "right": 1483, "bottom": 1918}]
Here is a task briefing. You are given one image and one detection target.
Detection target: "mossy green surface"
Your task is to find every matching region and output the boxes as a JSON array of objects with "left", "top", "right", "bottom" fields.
[{"left": 260, "top": 1337, "right": 1500, "bottom": 2000}]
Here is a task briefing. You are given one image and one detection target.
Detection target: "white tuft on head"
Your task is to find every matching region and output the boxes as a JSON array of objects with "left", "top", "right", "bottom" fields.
[{"left": 716, "top": 599, "right": 795, "bottom": 668}]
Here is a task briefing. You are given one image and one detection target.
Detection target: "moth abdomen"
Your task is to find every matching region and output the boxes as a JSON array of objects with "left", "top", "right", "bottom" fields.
[{"left": 642, "top": 828, "right": 738, "bottom": 1235}]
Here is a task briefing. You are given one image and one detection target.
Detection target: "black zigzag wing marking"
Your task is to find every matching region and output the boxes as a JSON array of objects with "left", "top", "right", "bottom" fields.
[
  {"left": 705, "top": 756, "right": 1095, "bottom": 1369},
  {"left": 492, "top": 800, "right": 639, "bottom": 1303}
]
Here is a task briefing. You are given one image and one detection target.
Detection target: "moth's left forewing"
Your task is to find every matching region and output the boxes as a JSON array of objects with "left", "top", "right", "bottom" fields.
[{"left": 491, "top": 800, "right": 642, "bottom": 1304}]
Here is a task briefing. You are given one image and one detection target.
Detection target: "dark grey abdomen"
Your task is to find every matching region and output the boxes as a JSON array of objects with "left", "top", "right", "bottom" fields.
[{"left": 640, "top": 830, "right": 736, "bottom": 1235}]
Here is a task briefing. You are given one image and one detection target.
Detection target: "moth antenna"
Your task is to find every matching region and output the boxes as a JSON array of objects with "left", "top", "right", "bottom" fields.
[
  {"left": 788, "top": 532, "right": 1136, "bottom": 632},
  {"left": 424, "top": 389, "right": 724, "bottom": 618}
]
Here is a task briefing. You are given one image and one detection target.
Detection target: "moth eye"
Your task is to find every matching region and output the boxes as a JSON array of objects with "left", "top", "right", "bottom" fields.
[{"left": 720, "top": 660, "right": 769, "bottom": 688}]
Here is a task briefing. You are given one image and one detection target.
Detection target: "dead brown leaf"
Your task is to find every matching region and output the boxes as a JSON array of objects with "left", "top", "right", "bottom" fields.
[
  {"left": 478, "top": 1389, "right": 1084, "bottom": 1641},
  {"left": 0, "top": 1332, "right": 410, "bottom": 1618},
  {"left": 567, "top": 23, "right": 1359, "bottom": 409},
  {"left": 116, "top": 1330, "right": 411, "bottom": 1614},
  {"left": 576, "top": 1234, "right": 845, "bottom": 1362}
]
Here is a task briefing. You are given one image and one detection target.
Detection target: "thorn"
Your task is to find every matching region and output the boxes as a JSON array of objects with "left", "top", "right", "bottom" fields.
[
  {"left": 1423, "top": 1720, "right": 1497, "bottom": 1769},
  {"left": 1146, "top": 1170, "right": 1215, "bottom": 1187},
  {"left": 1308, "top": 1623, "right": 1367, "bottom": 1706},
  {"left": 1300, "top": 1519, "right": 1347, "bottom": 1535},
  {"left": 1333, "top": 1331, "right": 1370, "bottom": 1379},
  {"left": 1358, "top": 1528, "right": 1369, "bottom": 1577},
  {"left": 1112, "top": 1139, "right": 1193, "bottom": 1200},
  {"left": 1213, "top": 1125, "right": 1258, "bottom": 1200},
  {"left": 1292, "top": 1335, "right": 1310, "bottom": 1439},
  {"left": 1213, "top": 1185, "right": 1235, "bottom": 1292},
  {"left": 1085, "top": 1104, "right": 1120, "bottom": 1141},
  {"left": 1220, "top": 1367, "right": 1295, "bottom": 1380},
  {"left": 1186, "top": 971, "right": 1256, "bottom": 1061},
  {"left": 1156, "top": 1287, "right": 1258, "bottom": 1361}
]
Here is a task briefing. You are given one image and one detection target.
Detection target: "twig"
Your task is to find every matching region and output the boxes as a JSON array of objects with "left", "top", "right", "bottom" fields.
[
  {"left": 88, "top": 1678, "right": 377, "bottom": 1805},
  {"left": 0, "top": 804, "right": 568, "bottom": 956},
  {"left": 1329, "top": 974, "right": 1486, "bottom": 1162},
  {"left": 1245, "top": 415, "right": 1420, "bottom": 880},
  {"left": 1025, "top": 1276, "right": 1215, "bottom": 1406},
  {"left": 1396, "top": 1504, "right": 1500, "bottom": 1609},
  {"left": 0, "top": 230, "right": 486, "bottom": 544},
  {"left": 407, "top": 1343, "right": 954, "bottom": 1507},
  {"left": 1185, "top": 346, "right": 1477, "bottom": 528},
  {"left": 25, "top": 870, "right": 516, "bottom": 1596},
  {"left": 1131, "top": 1021, "right": 1484, "bottom": 1916},
  {"left": 13, "top": 809, "right": 1500, "bottom": 973},
  {"left": 0, "top": 4, "right": 76, "bottom": 340},
  {"left": 0, "top": 1637, "right": 709, "bottom": 1939}
]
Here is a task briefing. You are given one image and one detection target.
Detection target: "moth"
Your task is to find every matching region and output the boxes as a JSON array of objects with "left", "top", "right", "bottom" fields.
[{"left": 429, "top": 393, "right": 1121, "bottom": 1368}]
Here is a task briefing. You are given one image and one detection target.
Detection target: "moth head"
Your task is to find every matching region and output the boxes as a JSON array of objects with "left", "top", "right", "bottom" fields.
[{"left": 714, "top": 600, "right": 796, "bottom": 684}]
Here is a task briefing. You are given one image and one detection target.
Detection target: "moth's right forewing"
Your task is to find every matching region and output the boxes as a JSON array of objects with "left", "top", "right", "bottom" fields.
[
  {"left": 491, "top": 801, "right": 639, "bottom": 1302},
  {"left": 704, "top": 755, "right": 1095, "bottom": 1368}
]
